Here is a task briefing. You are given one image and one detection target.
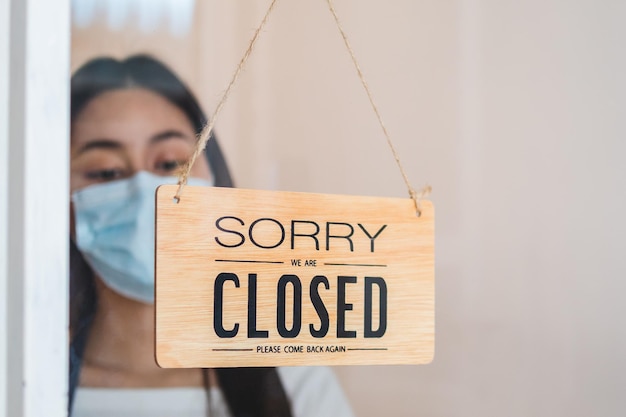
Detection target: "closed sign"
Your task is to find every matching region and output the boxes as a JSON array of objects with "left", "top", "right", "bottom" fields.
[{"left": 155, "top": 186, "right": 434, "bottom": 367}]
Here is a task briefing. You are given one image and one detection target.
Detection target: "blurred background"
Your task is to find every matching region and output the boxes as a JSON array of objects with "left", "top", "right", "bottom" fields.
[{"left": 72, "top": 0, "right": 626, "bottom": 416}]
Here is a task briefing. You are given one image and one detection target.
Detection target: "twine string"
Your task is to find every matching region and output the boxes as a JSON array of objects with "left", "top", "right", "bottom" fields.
[
  {"left": 325, "top": 0, "right": 430, "bottom": 215},
  {"left": 174, "top": 0, "right": 280, "bottom": 202},
  {"left": 175, "top": 0, "right": 430, "bottom": 215}
]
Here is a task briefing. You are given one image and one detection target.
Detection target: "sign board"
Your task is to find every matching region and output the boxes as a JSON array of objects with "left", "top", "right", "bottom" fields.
[{"left": 155, "top": 186, "right": 434, "bottom": 367}]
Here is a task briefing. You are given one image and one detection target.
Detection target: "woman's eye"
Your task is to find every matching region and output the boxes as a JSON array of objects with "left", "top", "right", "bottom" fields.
[
  {"left": 85, "top": 168, "right": 125, "bottom": 182},
  {"left": 156, "top": 160, "right": 183, "bottom": 173}
]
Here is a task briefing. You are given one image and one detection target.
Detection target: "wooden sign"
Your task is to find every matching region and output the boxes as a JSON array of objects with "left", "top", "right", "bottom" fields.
[{"left": 155, "top": 186, "right": 434, "bottom": 367}]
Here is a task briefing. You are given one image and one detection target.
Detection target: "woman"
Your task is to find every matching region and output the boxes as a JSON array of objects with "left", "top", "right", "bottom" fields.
[{"left": 69, "top": 55, "right": 354, "bottom": 417}]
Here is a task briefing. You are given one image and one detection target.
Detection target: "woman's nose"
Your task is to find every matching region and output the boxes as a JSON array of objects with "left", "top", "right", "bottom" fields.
[{"left": 124, "top": 151, "right": 150, "bottom": 177}]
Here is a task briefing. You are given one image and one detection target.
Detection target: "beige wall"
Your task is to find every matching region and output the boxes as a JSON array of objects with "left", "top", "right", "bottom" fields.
[{"left": 72, "top": 1, "right": 626, "bottom": 416}]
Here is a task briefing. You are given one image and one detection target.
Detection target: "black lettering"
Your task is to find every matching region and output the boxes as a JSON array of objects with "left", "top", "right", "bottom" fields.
[
  {"left": 249, "top": 218, "right": 286, "bottom": 249},
  {"left": 248, "top": 274, "right": 269, "bottom": 338},
  {"left": 309, "top": 275, "right": 330, "bottom": 338},
  {"left": 291, "top": 220, "right": 320, "bottom": 250},
  {"left": 326, "top": 222, "right": 354, "bottom": 251},
  {"left": 214, "top": 273, "right": 240, "bottom": 338},
  {"left": 364, "top": 277, "right": 387, "bottom": 338},
  {"left": 215, "top": 216, "right": 245, "bottom": 248},
  {"left": 277, "top": 274, "right": 302, "bottom": 338},
  {"left": 337, "top": 276, "right": 357, "bottom": 338},
  {"left": 357, "top": 224, "right": 387, "bottom": 252}
]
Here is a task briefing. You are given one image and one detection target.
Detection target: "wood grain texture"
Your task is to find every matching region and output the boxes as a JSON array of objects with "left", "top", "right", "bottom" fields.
[{"left": 155, "top": 185, "right": 434, "bottom": 368}]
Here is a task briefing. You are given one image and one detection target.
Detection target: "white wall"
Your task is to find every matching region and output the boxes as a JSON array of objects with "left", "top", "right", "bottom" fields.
[
  {"left": 72, "top": 1, "right": 626, "bottom": 415},
  {"left": 0, "top": 0, "right": 9, "bottom": 413},
  {"left": 2, "top": 0, "right": 70, "bottom": 415}
]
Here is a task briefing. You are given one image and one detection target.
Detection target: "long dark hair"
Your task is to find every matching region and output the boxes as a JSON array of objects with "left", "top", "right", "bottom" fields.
[{"left": 69, "top": 55, "right": 292, "bottom": 417}]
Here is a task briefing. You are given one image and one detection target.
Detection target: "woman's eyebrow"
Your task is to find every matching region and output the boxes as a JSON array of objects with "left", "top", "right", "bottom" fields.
[
  {"left": 150, "top": 129, "right": 192, "bottom": 144},
  {"left": 74, "top": 139, "right": 122, "bottom": 156}
]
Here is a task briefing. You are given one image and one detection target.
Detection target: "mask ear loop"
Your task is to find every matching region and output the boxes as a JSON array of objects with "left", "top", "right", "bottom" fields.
[{"left": 175, "top": 0, "right": 431, "bottom": 213}]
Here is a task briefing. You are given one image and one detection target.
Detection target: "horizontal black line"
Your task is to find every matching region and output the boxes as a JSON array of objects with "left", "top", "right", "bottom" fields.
[
  {"left": 324, "top": 263, "right": 388, "bottom": 267},
  {"left": 212, "top": 348, "right": 254, "bottom": 352},
  {"left": 347, "top": 348, "right": 389, "bottom": 351},
  {"left": 215, "top": 259, "right": 284, "bottom": 264}
]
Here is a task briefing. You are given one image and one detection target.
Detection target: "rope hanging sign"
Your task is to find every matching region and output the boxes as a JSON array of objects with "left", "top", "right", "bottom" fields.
[{"left": 155, "top": 0, "right": 434, "bottom": 368}]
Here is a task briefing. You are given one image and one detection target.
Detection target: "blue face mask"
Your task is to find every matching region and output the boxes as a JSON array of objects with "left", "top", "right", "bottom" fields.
[{"left": 72, "top": 171, "right": 212, "bottom": 304}]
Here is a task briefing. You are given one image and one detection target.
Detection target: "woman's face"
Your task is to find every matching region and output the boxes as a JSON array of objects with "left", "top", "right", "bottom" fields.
[{"left": 70, "top": 87, "right": 211, "bottom": 192}]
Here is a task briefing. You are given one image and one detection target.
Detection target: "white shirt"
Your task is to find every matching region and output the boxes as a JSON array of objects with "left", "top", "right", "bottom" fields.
[{"left": 73, "top": 366, "right": 355, "bottom": 417}]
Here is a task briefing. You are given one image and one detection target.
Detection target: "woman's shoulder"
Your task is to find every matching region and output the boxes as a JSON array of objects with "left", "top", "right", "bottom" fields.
[{"left": 277, "top": 366, "right": 355, "bottom": 417}]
